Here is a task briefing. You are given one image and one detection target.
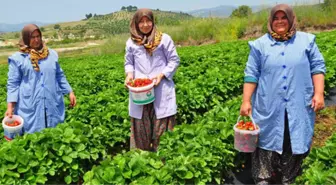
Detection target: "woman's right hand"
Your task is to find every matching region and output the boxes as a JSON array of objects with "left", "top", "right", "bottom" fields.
[
  {"left": 240, "top": 101, "right": 252, "bottom": 116},
  {"left": 5, "top": 103, "right": 14, "bottom": 118},
  {"left": 124, "top": 73, "right": 134, "bottom": 88}
]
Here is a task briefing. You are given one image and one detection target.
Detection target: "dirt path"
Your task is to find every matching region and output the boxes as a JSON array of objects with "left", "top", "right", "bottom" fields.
[{"left": 0, "top": 42, "right": 100, "bottom": 57}]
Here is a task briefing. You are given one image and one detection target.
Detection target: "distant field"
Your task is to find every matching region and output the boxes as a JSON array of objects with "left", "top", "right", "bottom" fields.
[{"left": 0, "top": 3, "right": 335, "bottom": 60}]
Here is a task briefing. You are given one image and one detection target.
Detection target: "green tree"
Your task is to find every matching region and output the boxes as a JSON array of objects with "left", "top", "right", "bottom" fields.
[
  {"left": 40, "top": 27, "right": 45, "bottom": 32},
  {"left": 230, "top": 5, "right": 252, "bottom": 18},
  {"left": 125, "top": 5, "right": 137, "bottom": 12},
  {"left": 85, "top": 13, "right": 93, "bottom": 19},
  {"left": 126, "top": 5, "right": 132, "bottom": 11},
  {"left": 14, "top": 33, "right": 20, "bottom": 39},
  {"left": 54, "top": 24, "right": 61, "bottom": 30},
  {"left": 53, "top": 32, "right": 58, "bottom": 39},
  {"left": 121, "top": 6, "right": 126, "bottom": 11},
  {"left": 323, "top": 0, "right": 336, "bottom": 10}
]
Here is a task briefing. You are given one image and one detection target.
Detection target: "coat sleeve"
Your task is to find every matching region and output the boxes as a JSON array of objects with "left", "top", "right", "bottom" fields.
[
  {"left": 7, "top": 56, "right": 22, "bottom": 102},
  {"left": 124, "top": 40, "right": 135, "bottom": 74},
  {"left": 161, "top": 34, "right": 180, "bottom": 81},
  {"left": 244, "top": 41, "right": 261, "bottom": 83},
  {"left": 307, "top": 35, "right": 326, "bottom": 75},
  {"left": 54, "top": 51, "right": 72, "bottom": 94}
]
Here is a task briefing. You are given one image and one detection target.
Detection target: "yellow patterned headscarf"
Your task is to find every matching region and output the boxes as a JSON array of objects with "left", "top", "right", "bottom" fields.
[
  {"left": 18, "top": 24, "right": 49, "bottom": 72},
  {"left": 130, "top": 9, "right": 163, "bottom": 56},
  {"left": 20, "top": 44, "right": 49, "bottom": 72}
]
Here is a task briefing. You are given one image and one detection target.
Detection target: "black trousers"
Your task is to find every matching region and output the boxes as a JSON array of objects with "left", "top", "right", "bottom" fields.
[{"left": 252, "top": 110, "right": 309, "bottom": 184}]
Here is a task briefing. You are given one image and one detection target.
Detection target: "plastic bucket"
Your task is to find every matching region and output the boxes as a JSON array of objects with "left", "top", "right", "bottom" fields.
[
  {"left": 127, "top": 80, "right": 155, "bottom": 105},
  {"left": 2, "top": 115, "right": 24, "bottom": 134},
  {"left": 233, "top": 115, "right": 260, "bottom": 153}
]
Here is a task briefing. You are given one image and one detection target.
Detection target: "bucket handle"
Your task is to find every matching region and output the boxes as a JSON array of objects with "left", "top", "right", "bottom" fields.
[{"left": 236, "top": 115, "right": 257, "bottom": 129}]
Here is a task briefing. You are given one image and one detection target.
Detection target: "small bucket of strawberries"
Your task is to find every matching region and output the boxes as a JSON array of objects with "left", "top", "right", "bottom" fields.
[
  {"left": 127, "top": 78, "right": 155, "bottom": 105},
  {"left": 2, "top": 115, "right": 24, "bottom": 134},
  {"left": 233, "top": 115, "right": 260, "bottom": 153}
]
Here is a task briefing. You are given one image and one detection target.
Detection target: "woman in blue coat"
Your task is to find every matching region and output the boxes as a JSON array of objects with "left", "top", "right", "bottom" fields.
[
  {"left": 5, "top": 24, "right": 76, "bottom": 141},
  {"left": 240, "top": 4, "right": 326, "bottom": 184}
]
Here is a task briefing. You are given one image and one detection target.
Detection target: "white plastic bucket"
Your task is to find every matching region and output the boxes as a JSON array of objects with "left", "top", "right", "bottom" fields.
[
  {"left": 127, "top": 80, "right": 155, "bottom": 105},
  {"left": 233, "top": 115, "right": 260, "bottom": 153},
  {"left": 2, "top": 115, "right": 24, "bottom": 133}
]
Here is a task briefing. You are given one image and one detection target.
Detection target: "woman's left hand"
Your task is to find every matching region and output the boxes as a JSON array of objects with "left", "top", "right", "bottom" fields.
[
  {"left": 311, "top": 94, "right": 324, "bottom": 112},
  {"left": 152, "top": 73, "right": 165, "bottom": 86},
  {"left": 69, "top": 92, "right": 77, "bottom": 108}
]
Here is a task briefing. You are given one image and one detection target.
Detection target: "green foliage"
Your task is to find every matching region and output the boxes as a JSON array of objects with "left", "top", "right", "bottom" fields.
[
  {"left": 323, "top": 0, "right": 336, "bottom": 10},
  {"left": 85, "top": 13, "right": 93, "bottom": 20},
  {"left": 83, "top": 98, "right": 241, "bottom": 184},
  {"left": 53, "top": 24, "right": 61, "bottom": 30},
  {"left": 122, "top": 5, "right": 138, "bottom": 12},
  {"left": 230, "top": 5, "right": 252, "bottom": 18},
  {"left": 0, "top": 30, "right": 335, "bottom": 184},
  {"left": 295, "top": 134, "right": 336, "bottom": 185}
]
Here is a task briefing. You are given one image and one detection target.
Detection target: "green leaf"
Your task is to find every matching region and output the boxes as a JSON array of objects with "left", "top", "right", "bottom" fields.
[
  {"left": 83, "top": 171, "right": 94, "bottom": 182},
  {"left": 69, "top": 151, "right": 78, "bottom": 158},
  {"left": 0, "top": 166, "right": 5, "bottom": 178},
  {"left": 5, "top": 170, "right": 20, "bottom": 178},
  {"left": 4, "top": 155, "right": 16, "bottom": 163},
  {"left": 149, "top": 159, "right": 163, "bottom": 169},
  {"left": 215, "top": 177, "right": 221, "bottom": 184},
  {"left": 17, "top": 155, "right": 30, "bottom": 166},
  {"left": 29, "top": 160, "right": 39, "bottom": 167},
  {"left": 184, "top": 171, "right": 193, "bottom": 179},
  {"left": 91, "top": 179, "right": 102, "bottom": 185},
  {"left": 76, "top": 144, "right": 86, "bottom": 151},
  {"left": 117, "top": 157, "right": 126, "bottom": 171},
  {"left": 6, "top": 163, "right": 18, "bottom": 170},
  {"left": 122, "top": 170, "right": 132, "bottom": 178},
  {"left": 18, "top": 165, "right": 30, "bottom": 173},
  {"left": 62, "top": 156, "right": 73, "bottom": 164},
  {"left": 72, "top": 164, "right": 79, "bottom": 170},
  {"left": 78, "top": 151, "right": 91, "bottom": 159},
  {"left": 91, "top": 153, "right": 99, "bottom": 160},
  {"left": 65, "top": 175, "right": 72, "bottom": 184},
  {"left": 49, "top": 169, "right": 56, "bottom": 176},
  {"left": 64, "top": 128, "right": 74, "bottom": 138}
]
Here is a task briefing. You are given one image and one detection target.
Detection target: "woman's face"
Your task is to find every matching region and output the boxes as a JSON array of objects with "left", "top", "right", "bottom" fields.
[
  {"left": 138, "top": 16, "right": 153, "bottom": 35},
  {"left": 272, "top": 11, "right": 289, "bottom": 35},
  {"left": 29, "top": 30, "right": 42, "bottom": 50}
]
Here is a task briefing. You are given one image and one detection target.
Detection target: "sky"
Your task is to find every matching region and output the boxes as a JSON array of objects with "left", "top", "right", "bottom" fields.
[{"left": 0, "top": 0, "right": 321, "bottom": 24}]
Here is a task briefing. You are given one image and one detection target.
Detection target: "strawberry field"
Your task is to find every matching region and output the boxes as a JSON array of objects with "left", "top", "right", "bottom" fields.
[{"left": 0, "top": 30, "right": 335, "bottom": 184}]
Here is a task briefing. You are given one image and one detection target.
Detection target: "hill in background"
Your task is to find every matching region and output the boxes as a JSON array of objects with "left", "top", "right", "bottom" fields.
[
  {"left": 0, "top": 10, "right": 193, "bottom": 41},
  {"left": 188, "top": 5, "right": 270, "bottom": 18},
  {"left": 0, "top": 22, "right": 51, "bottom": 33}
]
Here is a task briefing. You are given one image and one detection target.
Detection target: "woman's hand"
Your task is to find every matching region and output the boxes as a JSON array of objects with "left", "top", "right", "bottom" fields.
[
  {"left": 311, "top": 94, "right": 324, "bottom": 112},
  {"left": 124, "top": 73, "right": 134, "bottom": 88},
  {"left": 69, "top": 92, "right": 77, "bottom": 108},
  {"left": 5, "top": 103, "right": 15, "bottom": 118},
  {"left": 152, "top": 73, "right": 165, "bottom": 86},
  {"left": 240, "top": 101, "right": 252, "bottom": 116}
]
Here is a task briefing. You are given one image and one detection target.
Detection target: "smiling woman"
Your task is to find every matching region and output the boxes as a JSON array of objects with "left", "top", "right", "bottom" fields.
[
  {"left": 240, "top": 4, "right": 326, "bottom": 184},
  {"left": 272, "top": 11, "right": 289, "bottom": 35},
  {"left": 124, "top": 9, "right": 180, "bottom": 152}
]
